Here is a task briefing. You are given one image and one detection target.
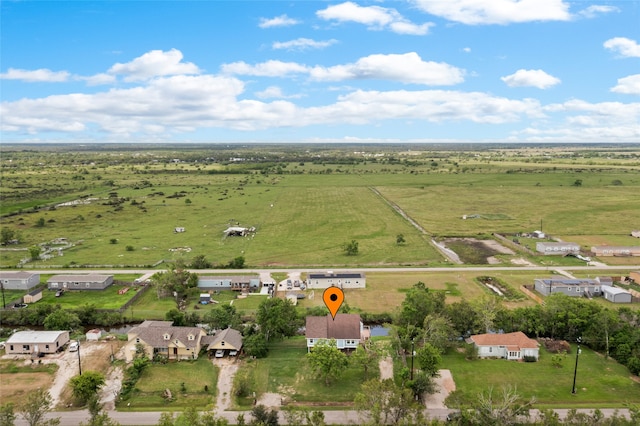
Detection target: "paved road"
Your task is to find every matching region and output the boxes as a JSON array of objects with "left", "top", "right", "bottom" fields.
[
  {"left": 17, "top": 264, "right": 640, "bottom": 276},
  {"left": 13, "top": 408, "right": 632, "bottom": 425}
]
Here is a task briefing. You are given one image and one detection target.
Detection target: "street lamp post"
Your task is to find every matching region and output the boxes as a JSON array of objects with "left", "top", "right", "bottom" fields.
[{"left": 571, "top": 338, "right": 581, "bottom": 394}]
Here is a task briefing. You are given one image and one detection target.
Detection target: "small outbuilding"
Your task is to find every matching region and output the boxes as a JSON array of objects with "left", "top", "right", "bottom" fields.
[
  {"left": 5, "top": 330, "right": 70, "bottom": 355},
  {"left": 602, "top": 286, "right": 632, "bottom": 304},
  {"left": 23, "top": 288, "right": 43, "bottom": 304},
  {"left": 86, "top": 329, "right": 102, "bottom": 341},
  {"left": 199, "top": 293, "right": 212, "bottom": 304}
]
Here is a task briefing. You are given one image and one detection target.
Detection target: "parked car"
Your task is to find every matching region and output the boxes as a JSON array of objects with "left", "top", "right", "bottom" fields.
[
  {"left": 229, "top": 350, "right": 238, "bottom": 356},
  {"left": 55, "top": 290, "right": 64, "bottom": 297},
  {"left": 68, "top": 341, "right": 79, "bottom": 352},
  {"left": 215, "top": 349, "right": 224, "bottom": 358},
  {"left": 13, "top": 303, "right": 28, "bottom": 309}
]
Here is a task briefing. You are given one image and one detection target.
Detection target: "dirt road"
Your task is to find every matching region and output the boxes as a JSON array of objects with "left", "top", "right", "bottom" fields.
[{"left": 214, "top": 359, "right": 239, "bottom": 412}]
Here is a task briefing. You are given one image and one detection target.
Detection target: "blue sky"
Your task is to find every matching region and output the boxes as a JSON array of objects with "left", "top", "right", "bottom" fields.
[{"left": 1, "top": 0, "right": 639, "bottom": 143}]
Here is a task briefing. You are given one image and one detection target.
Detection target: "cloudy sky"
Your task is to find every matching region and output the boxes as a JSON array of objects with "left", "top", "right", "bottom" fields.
[{"left": 1, "top": 0, "right": 639, "bottom": 143}]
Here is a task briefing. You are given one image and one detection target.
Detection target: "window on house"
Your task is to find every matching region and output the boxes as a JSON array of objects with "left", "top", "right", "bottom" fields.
[
  {"left": 51, "top": 283, "right": 58, "bottom": 288},
  {"left": 489, "top": 347, "right": 492, "bottom": 353},
  {"left": 86, "top": 283, "right": 90, "bottom": 288},
  {"left": 23, "top": 345, "right": 29, "bottom": 350},
  {"left": 10, "top": 345, "right": 13, "bottom": 351},
  {"left": 188, "top": 334, "right": 194, "bottom": 341},
  {"left": 46, "top": 345, "right": 49, "bottom": 350},
  {"left": 136, "top": 338, "right": 140, "bottom": 343}
]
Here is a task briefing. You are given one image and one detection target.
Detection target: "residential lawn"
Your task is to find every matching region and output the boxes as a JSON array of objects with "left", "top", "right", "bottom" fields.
[
  {"left": 234, "top": 337, "right": 376, "bottom": 409},
  {"left": 38, "top": 283, "right": 140, "bottom": 310},
  {"left": 444, "top": 344, "right": 640, "bottom": 409},
  {"left": 231, "top": 295, "right": 269, "bottom": 315},
  {"left": 120, "top": 356, "right": 218, "bottom": 411}
]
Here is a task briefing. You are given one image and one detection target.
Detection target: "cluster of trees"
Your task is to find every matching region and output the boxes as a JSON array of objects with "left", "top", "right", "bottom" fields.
[
  {"left": 391, "top": 282, "right": 640, "bottom": 376},
  {"left": 190, "top": 254, "right": 246, "bottom": 270},
  {"left": 0, "top": 302, "right": 124, "bottom": 329}
]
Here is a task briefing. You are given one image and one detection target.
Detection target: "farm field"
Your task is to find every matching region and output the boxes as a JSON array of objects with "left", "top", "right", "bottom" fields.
[
  {"left": 2, "top": 144, "right": 639, "bottom": 269},
  {"left": 445, "top": 344, "right": 640, "bottom": 409}
]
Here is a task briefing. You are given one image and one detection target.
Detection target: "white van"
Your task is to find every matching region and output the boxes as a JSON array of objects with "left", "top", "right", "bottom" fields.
[{"left": 68, "top": 341, "right": 79, "bottom": 352}]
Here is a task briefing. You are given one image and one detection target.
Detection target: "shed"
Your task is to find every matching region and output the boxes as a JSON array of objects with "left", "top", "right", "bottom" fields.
[
  {"left": 23, "top": 288, "right": 43, "bottom": 304},
  {"left": 602, "top": 286, "right": 632, "bottom": 303},
  {"left": 199, "top": 293, "right": 211, "bottom": 304},
  {"left": 86, "top": 329, "right": 102, "bottom": 341}
]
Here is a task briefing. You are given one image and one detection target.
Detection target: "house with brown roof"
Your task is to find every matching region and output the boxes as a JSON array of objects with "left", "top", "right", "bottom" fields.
[
  {"left": 124, "top": 320, "right": 206, "bottom": 362},
  {"left": 469, "top": 331, "right": 539, "bottom": 361},
  {"left": 305, "top": 314, "right": 363, "bottom": 351}
]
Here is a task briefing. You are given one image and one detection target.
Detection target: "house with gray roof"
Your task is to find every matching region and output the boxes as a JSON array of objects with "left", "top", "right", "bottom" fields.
[
  {"left": 307, "top": 272, "right": 366, "bottom": 289},
  {"left": 534, "top": 277, "right": 604, "bottom": 297},
  {"left": 204, "top": 327, "right": 243, "bottom": 356},
  {"left": 124, "top": 320, "right": 206, "bottom": 362},
  {"left": 305, "top": 314, "right": 363, "bottom": 351},
  {"left": 0, "top": 271, "right": 40, "bottom": 290},
  {"left": 198, "top": 275, "right": 260, "bottom": 292},
  {"left": 47, "top": 274, "right": 113, "bottom": 291}
]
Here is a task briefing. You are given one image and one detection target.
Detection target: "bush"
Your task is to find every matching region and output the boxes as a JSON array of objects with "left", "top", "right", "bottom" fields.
[{"left": 523, "top": 355, "right": 537, "bottom": 363}]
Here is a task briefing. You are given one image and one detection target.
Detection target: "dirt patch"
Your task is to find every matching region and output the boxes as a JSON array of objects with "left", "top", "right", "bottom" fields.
[
  {"left": 424, "top": 369, "right": 455, "bottom": 409},
  {"left": 379, "top": 356, "right": 394, "bottom": 381},
  {"left": 511, "top": 257, "right": 535, "bottom": 266},
  {"left": 257, "top": 392, "right": 282, "bottom": 408},
  {"left": 442, "top": 238, "right": 508, "bottom": 264},
  {"left": 0, "top": 372, "right": 54, "bottom": 404}
]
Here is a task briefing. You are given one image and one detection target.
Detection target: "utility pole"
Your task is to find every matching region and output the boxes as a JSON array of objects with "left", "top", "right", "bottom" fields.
[
  {"left": 410, "top": 339, "right": 415, "bottom": 381},
  {"left": 571, "top": 338, "right": 581, "bottom": 394},
  {"left": 77, "top": 342, "right": 82, "bottom": 376}
]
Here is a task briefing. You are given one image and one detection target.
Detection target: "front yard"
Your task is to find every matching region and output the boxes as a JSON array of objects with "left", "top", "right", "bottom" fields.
[
  {"left": 234, "top": 337, "right": 377, "bottom": 409},
  {"left": 118, "top": 356, "right": 218, "bottom": 411},
  {"left": 445, "top": 344, "right": 640, "bottom": 408}
]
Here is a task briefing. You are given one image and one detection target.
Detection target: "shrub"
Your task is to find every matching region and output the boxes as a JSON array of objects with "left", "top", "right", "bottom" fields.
[{"left": 523, "top": 355, "right": 537, "bottom": 363}]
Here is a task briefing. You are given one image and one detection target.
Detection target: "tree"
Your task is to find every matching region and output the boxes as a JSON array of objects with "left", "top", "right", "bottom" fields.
[
  {"left": 69, "top": 371, "right": 106, "bottom": 405},
  {"left": 125, "top": 245, "right": 134, "bottom": 252},
  {"left": 422, "top": 313, "right": 455, "bottom": 353},
  {"left": 43, "top": 309, "right": 81, "bottom": 331},
  {"left": 190, "top": 254, "right": 212, "bottom": 269},
  {"left": 446, "top": 299, "right": 482, "bottom": 338},
  {"left": 79, "top": 395, "right": 120, "bottom": 426},
  {"left": 227, "top": 256, "right": 245, "bottom": 269},
  {"left": 18, "top": 388, "right": 60, "bottom": 426},
  {"left": 256, "top": 297, "right": 299, "bottom": 342},
  {"left": 342, "top": 240, "right": 359, "bottom": 256},
  {"left": 472, "top": 295, "right": 503, "bottom": 333},
  {"left": 1, "top": 228, "right": 15, "bottom": 245},
  {"left": 35, "top": 217, "right": 45, "bottom": 227},
  {"left": 572, "top": 179, "right": 583, "bottom": 187},
  {"left": 29, "top": 246, "right": 41, "bottom": 261},
  {"left": 204, "top": 305, "right": 241, "bottom": 330},
  {"left": 354, "top": 379, "right": 419, "bottom": 426},
  {"left": 350, "top": 341, "right": 380, "bottom": 380},
  {"left": 250, "top": 405, "right": 278, "bottom": 426},
  {"left": 398, "top": 282, "right": 445, "bottom": 329},
  {"left": 165, "top": 309, "right": 186, "bottom": 326},
  {"left": 109, "top": 238, "right": 117, "bottom": 244},
  {"left": 407, "top": 371, "right": 437, "bottom": 402},
  {"left": 469, "top": 386, "right": 534, "bottom": 426},
  {"left": 0, "top": 403, "right": 16, "bottom": 426},
  {"left": 396, "top": 234, "right": 405, "bottom": 245},
  {"left": 153, "top": 263, "right": 198, "bottom": 300},
  {"left": 243, "top": 333, "right": 268, "bottom": 358},
  {"left": 415, "top": 343, "right": 441, "bottom": 377},
  {"left": 307, "top": 339, "right": 348, "bottom": 385}
]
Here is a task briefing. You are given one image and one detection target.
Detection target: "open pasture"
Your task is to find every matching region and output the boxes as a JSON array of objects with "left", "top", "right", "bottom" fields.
[{"left": 2, "top": 146, "right": 640, "bottom": 268}]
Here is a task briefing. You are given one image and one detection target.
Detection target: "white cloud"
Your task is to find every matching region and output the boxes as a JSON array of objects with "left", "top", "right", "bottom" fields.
[
  {"left": 108, "top": 49, "right": 200, "bottom": 81},
  {"left": 79, "top": 73, "right": 117, "bottom": 86},
  {"left": 610, "top": 74, "right": 640, "bottom": 95},
  {"left": 604, "top": 37, "right": 640, "bottom": 58},
  {"left": 310, "top": 52, "right": 464, "bottom": 85},
  {"left": 462, "top": 47, "right": 471, "bottom": 53},
  {"left": 272, "top": 38, "right": 338, "bottom": 51},
  {"left": 0, "top": 68, "right": 70, "bottom": 82},
  {"left": 501, "top": 69, "right": 561, "bottom": 89},
  {"left": 411, "top": 0, "right": 571, "bottom": 25},
  {"left": 259, "top": 14, "right": 300, "bottom": 28},
  {"left": 578, "top": 5, "right": 619, "bottom": 19},
  {"left": 317, "top": 2, "right": 433, "bottom": 35},
  {"left": 255, "top": 86, "right": 303, "bottom": 99},
  {"left": 221, "top": 60, "right": 309, "bottom": 77}
]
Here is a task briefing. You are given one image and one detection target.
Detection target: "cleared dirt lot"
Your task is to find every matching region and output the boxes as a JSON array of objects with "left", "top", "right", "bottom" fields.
[{"left": 0, "top": 371, "right": 56, "bottom": 405}]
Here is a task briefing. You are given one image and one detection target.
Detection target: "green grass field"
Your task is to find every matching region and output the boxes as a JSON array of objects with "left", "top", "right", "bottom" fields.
[
  {"left": 234, "top": 337, "right": 376, "bottom": 409},
  {"left": 445, "top": 344, "right": 640, "bottom": 409},
  {"left": 38, "top": 284, "right": 140, "bottom": 310},
  {"left": 119, "top": 356, "right": 218, "bottom": 411},
  {"left": 3, "top": 147, "right": 639, "bottom": 269}
]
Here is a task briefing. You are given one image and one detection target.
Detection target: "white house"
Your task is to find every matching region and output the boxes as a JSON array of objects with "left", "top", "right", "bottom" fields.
[
  {"left": 535, "top": 242, "right": 580, "bottom": 256},
  {"left": 305, "top": 314, "right": 363, "bottom": 351},
  {"left": 306, "top": 272, "right": 366, "bottom": 289},
  {"left": 5, "top": 330, "right": 70, "bottom": 355},
  {"left": 469, "top": 331, "right": 540, "bottom": 361}
]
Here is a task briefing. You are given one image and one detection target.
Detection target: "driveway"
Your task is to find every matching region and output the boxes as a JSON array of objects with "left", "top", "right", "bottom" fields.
[{"left": 213, "top": 358, "right": 239, "bottom": 412}]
